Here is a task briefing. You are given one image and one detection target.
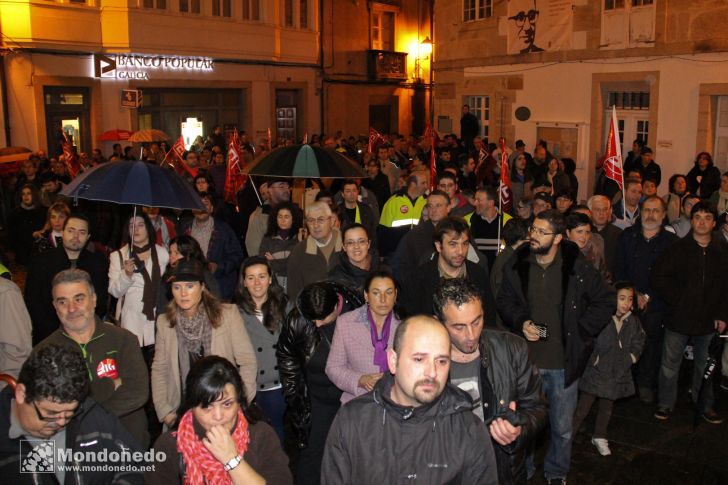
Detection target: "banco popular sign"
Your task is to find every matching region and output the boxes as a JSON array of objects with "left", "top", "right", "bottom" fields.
[{"left": 93, "top": 53, "right": 214, "bottom": 80}]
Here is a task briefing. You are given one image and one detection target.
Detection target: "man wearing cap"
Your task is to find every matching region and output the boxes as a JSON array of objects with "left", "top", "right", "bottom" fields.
[
  {"left": 245, "top": 179, "right": 292, "bottom": 257},
  {"left": 36, "top": 268, "right": 150, "bottom": 448}
]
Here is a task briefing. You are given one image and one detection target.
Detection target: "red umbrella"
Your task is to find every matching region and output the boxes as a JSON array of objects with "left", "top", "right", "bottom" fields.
[{"left": 98, "top": 129, "right": 133, "bottom": 141}]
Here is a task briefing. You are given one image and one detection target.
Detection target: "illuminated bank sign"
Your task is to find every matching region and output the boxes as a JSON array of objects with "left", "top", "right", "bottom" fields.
[{"left": 93, "top": 54, "right": 214, "bottom": 80}]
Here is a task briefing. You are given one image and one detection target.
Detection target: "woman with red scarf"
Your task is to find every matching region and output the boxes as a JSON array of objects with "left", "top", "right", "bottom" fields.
[
  {"left": 150, "top": 355, "right": 292, "bottom": 484},
  {"left": 325, "top": 269, "right": 400, "bottom": 404}
]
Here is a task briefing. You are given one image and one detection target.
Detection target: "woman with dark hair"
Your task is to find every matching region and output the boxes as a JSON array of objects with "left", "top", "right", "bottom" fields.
[
  {"left": 151, "top": 260, "right": 257, "bottom": 430},
  {"left": 663, "top": 174, "right": 688, "bottom": 222},
  {"left": 109, "top": 212, "right": 169, "bottom": 350},
  {"left": 510, "top": 153, "right": 533, "bottom": 207},
  {"left": 686, "top": 151, "right": 721, "bottom": 200},
  {"left": 150, "top": 355, "right": 292, "bottom": 484},
  {"left": 562, "top": 158, "right": 579, "bottom": 198},
  {"left": 157, "top": 235, "right": 221, "bottom": 310},
  {"left": 325, "top": 269, "right": 399, "bottom": 404},
  {"left": 708, "top": 171, "right": 728, "bottom": 215},
  {"left": 235, "top": 256, "right": 289, "bottom": 442},
  {"left": 32, "top": 200, "right": 70, "bottom": 254},
  {"left": 259, "top": 201, "right": 303, "bottom": 291},
  {"left": 276, "top": 281, "right": 364, "bottom": 485},
  {"left": 7, "top": 184, "right": 45, "bottom": 265},
  {"left": 566, "top": 212, "right": 609, "bottom": 281}
]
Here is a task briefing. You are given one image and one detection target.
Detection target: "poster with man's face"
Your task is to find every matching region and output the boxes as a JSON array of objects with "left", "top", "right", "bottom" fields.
[{"left": 507, "top": 0, "right": 574, "bottom": 55}]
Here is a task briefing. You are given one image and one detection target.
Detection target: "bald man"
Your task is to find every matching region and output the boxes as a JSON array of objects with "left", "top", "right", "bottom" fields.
[{"left": 321, "top": 316, "right": 498, "bottom": 484}]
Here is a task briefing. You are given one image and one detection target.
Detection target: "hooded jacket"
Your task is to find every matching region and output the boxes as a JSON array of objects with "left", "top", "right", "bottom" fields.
[
  {"left": 497, "top": 241, "right": 616, "bottom": 386},
  {"left": 320, "top": 373, "right": 498, "bottom": 484},
  {"left": 276, "top": 281, "right": 364, "bottom": 449}
]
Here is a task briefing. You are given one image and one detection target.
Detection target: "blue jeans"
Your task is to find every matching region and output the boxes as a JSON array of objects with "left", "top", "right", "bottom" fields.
[
  {"left": 658, "top": 329, "right": 714, "bottom": 412},
  {"left": 540, "top": 369, "right": 579, "bottom": 481},
  {"left": 255, "top": 387, "right": 286, "bottom": 444}
]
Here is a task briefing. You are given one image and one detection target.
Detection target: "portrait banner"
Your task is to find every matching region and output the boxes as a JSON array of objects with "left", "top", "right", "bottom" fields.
[{"left": 507, "top": 0, "right": 573, "bottom": 55}]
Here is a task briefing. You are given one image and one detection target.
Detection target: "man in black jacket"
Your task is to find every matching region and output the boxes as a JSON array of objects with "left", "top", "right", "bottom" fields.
[
  {"left": 614, "top": 196, "right": 677, "bottom": 403},
  {"left": 652, "top": 202, "right": 728, "bottom": 424},
  {"left": 25, "top": 212, "right": 109, "bottom": 345},
  {"left": 460, "top": 104, "right": 480, "bottom": 152},
  {"left": 321, "top": 315, "right": 498, "bottom": 484},
  {"left": 0, "top": 344, "right": 144, "bottom": 484},
  {"left": 498, "top": 210, "right": 614, "bottom": 485},
  {"left": 400, "top": 217, "right": 497, "bottom": 328},
  {"left": 435, "top": 278, "right": 547, "bottom": 484}
]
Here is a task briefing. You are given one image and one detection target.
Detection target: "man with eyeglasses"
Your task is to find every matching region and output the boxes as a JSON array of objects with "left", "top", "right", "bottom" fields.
[
  {"left": 508, "top": 0, "right": 544, "bottom": 54},
  {"left": 498, "top": 209, "right": 614, "bottom": 485},
  {"left": 287, "top": 201, "right": 343, "bottom": 299},
  {"left": 0, "top": 344, "right": 145, "bottom": 483},
  {"left": 36, "top": 268, "right": 150, "bottom": 448}
]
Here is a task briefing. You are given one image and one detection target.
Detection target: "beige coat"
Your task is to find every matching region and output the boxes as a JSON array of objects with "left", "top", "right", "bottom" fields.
[{"left": 151, "top": 303, "right": 257, "bottom": 421}]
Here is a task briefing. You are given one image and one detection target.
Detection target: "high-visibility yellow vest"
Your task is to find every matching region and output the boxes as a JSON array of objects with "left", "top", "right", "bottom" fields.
[{"left": 379, "top": 193, "right": 427, "bottom": 228}]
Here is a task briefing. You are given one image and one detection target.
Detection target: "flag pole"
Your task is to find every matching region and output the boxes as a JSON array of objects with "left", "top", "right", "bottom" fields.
[
  {"left": 612, "top": 107, "right": 627, "bottom": 220},
  {"left": 497, "top": 141, "right": 505, "bottom": 254}
]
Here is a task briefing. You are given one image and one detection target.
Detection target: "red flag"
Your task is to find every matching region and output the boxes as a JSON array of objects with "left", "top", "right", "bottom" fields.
[
  {"left": 224, "top": 129, "right": 246, "bottom": 204},
  {"left": 367, "top": 127, "right": 385, "bottom": 154},
  {"left": 603, "top": 106, "right": 624, "bottom": 190},
  {"left": 498, "top": 137, "right": 513, "bottom": 215},
  {"left": 61, "top": 131, "right": 81, "bottom": 179},
  {"left": 267, "top": 127, "right": 272, "bottom": 151},
  {"left": 477, "top": 146, "right": 488, "bottom": 171},
  {"left": 163, "top": 136, "right": 197, "bottom": 178}
]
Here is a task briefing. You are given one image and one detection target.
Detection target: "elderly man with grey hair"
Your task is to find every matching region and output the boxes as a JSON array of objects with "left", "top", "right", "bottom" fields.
[
  {"left": 587, "top": 194, "right": 622, "bottom": 277},
  {"left": 286, "top": 201, "right": 343, "bottom": 299}
]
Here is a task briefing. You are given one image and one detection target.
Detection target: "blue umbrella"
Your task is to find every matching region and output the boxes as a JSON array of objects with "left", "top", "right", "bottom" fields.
[{"left": 60, "top": 160, "right": 205, "bottom": 211}]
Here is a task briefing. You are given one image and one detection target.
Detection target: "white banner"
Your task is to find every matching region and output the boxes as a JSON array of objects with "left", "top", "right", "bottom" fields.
[{"left": 507, "top": 0, "right": 573, "bottom": 55}]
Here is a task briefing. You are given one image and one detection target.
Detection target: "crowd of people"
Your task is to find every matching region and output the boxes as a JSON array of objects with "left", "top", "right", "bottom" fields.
[{"left": 0, "top": 115, "right": 727, "bottom": 484}]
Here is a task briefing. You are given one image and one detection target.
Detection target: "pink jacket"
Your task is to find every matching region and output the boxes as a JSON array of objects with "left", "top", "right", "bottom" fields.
[{"left": 325, "top": 304, "right": 400, "bottom": 403}]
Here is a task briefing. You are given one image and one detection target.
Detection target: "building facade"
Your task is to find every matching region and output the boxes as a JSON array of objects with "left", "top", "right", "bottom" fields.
[
  {"left": 0, "top": 0, "right": 321, "bottom": 154},
  {"left": 434, "top": 0, "right": 728, "bottom": 200}
]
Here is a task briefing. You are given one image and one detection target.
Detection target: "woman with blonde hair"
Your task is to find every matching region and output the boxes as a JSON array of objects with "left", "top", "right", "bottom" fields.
[{"left": 32, "top": 200, "right": 70, "bottom": 254}]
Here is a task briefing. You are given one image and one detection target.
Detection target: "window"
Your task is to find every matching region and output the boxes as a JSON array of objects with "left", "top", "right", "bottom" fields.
[
  {"left": 142, "top": 0, "right": 166, "bottom": 9},
  {"left": 601, "top": 0, "right": 655, "bottom": 48},
  {"left": 604, "top": 0, "right": 624, "bottom": 10},
  {"left": 179, "top": 0, "right": 199, "bottom": 14},
  {"left": 283, "top": 0, "right": 308, "bottom": 29},
  {"left": 607, "top": 91, "right": 649, "bottom": 110},
  {"left": 372, "top": 10, "right": 395, "bottom": 51},
  {"left": 284, "top": 0, "right": 293, "bottom": 26},
  {"left": 300, "top": 0, "right": 308, "bottom": 29},
  {"left": 212, "top": 0, "right": 231, "bottom": 17},
  {"left": 242, "top": 0, "right": 259, "bottom": 20},
  {"left": 466, "top": 95, "right": 490, "bottom": 141},
  {"left": 636, "top": 120, "right": 649, "bottom": 144},
  {"left": 464, "top": 0, "right": 492, "bottom": 22},
  {"left": 632, "top": 0, "right": 653, "bottom": 6}
]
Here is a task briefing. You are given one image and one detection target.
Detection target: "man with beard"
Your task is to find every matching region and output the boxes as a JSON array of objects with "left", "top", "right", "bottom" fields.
[
  {"left": 400, "top": 217, "right": 497, "bottom": 328},
  {"left": 435, "top": 278, "right": 547, "bottom": 484},
  {"left": 614, "top": 196, "right": 677, "bottom": 403},
  {"left": 321, "top": 316, "right": 498, "bottom": 484},
  {"left": 498, "top": 209, "right": 614, "bottom": 485}
]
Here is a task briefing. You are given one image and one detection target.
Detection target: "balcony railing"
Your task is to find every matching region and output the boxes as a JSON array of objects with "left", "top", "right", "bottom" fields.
[{"left": 367, "top": 50, "right": 408, "bottom": 81}]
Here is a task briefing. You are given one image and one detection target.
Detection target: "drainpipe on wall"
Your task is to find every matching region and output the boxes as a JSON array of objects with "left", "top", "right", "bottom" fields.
[{"left": 0, "top": 54, "right": 11, "bottom": 146}]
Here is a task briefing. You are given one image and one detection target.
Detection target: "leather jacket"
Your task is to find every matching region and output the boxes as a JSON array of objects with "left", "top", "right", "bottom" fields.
[{"left": 276, "top": 281, "right": 364, "bottom": 449}]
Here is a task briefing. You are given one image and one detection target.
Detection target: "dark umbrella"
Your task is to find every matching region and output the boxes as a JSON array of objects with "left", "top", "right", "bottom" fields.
[
  {"left": 60, "top": 160, "right": 205, "bottom": 211},
  {"left": 243, "top": 144, "right": 366, "bottom": 179},
  {"left": 693, "top": 332, "right": 724, "bottom": 429}
]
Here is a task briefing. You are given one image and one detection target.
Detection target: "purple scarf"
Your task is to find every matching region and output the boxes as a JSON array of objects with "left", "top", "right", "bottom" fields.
[{"left": 368, "top": 307, "right": 393, "bottom": 373}]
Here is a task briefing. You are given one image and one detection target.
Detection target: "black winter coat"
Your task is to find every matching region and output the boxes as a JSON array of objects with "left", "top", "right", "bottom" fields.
[
  {"left": 686, "top": 164, "right": 722, "bottom": 200},
  {"left": 276, "top": 281, "right": 364, "bottom": 449},
  {"left": 579, "top": 314, "right": 646, "bottom": 400},
  {"left": 497, "top": 241, "right": 616, "bottom": 386},
  {"left": 25, "top": 246, "right": 109, "bottom": 345},
  {"left": 476, "top": 330, "right": 548, "bottom": 485},
  {"left": 651, "top": 234, "right": 728, "bottom": 335},
  {"left": 321, "top": 373, "right": 498, "bottom": 484},
  {"left": 0, "top": 388, "right": 144, "bottom": 484},
  {"left": 400, "top": 258, "right": 497, "bottom": 329}
]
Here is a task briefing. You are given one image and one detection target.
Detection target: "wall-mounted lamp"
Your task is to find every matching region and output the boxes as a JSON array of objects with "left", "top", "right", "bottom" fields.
[{"left": 419, "top": 36, "right": 433, "bottom": 59}]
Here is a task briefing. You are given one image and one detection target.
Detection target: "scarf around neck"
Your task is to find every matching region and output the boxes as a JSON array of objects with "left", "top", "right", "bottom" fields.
[
  {"left": 176, "top": 409, "right": 249, "bottom": 485},
  {"left": 131, "top": 243, "right": 161, "bottom": 321},
  {"left": 368, "top": 307, "right": 393, "bottom": 373}
]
